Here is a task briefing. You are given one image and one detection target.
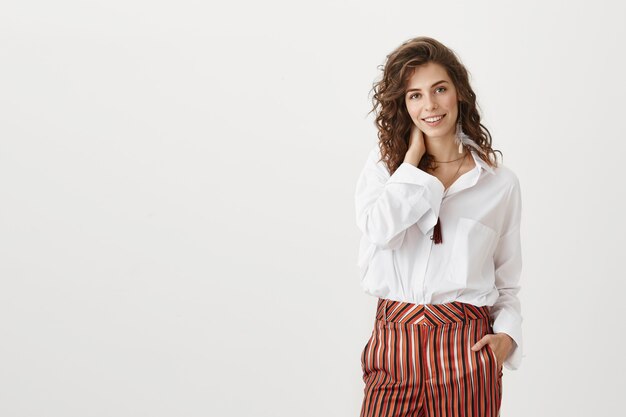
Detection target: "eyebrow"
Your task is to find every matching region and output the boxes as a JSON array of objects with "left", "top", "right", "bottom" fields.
[{"left": 405, "top": 80, "right": 449, "bottom": 93}]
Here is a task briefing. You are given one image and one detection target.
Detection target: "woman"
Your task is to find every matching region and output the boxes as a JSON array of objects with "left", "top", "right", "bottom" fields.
[{"left": 355, "top": 36, "right": 523, "bottom": 417}]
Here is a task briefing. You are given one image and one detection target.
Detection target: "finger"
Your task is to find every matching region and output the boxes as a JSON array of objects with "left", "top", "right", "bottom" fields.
[{"left": 470, "top": 336, "right": 489, "bottom": 351}]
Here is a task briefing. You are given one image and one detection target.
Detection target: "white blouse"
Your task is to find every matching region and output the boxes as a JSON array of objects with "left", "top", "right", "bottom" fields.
[{"left": 355, "top": 145, "right": 524, "bottom": 370}]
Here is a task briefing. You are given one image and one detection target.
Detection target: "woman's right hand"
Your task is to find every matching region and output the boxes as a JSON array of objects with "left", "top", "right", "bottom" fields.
[{"left": 404, "top": 123, "right": 426, "bottom": 165}]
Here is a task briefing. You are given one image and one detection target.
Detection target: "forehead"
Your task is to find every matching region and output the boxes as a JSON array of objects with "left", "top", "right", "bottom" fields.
[{"left": 405, "top": 62, "right": 451, "bottom": 88}]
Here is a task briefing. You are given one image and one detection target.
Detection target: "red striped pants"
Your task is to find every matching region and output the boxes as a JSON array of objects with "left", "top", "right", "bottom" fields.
[{"left": 360, "top": 298, "right": 503, "bottom": 417}]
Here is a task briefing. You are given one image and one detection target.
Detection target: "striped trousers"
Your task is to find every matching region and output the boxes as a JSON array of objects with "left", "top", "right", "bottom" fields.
[{"left": 360, "top": 298, "right": 503, "bottom": 417}]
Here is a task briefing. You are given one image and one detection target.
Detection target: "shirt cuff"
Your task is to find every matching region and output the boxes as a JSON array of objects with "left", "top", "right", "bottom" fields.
[
  {"left": 387, "top": 162, "right": 445, "bottom": 234},
  {"left": 492, "top": 309, "right": 523, "bottom": 370}
]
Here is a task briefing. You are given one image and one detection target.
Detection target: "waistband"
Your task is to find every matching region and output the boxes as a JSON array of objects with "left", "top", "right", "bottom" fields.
[{"left": 376, "top": 298, "right": 491, "bottom": 326}]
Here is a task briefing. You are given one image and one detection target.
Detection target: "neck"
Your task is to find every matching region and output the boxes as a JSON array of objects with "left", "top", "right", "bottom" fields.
[{"left": 424, "top": 134, "right": 464, "bottom": 161}]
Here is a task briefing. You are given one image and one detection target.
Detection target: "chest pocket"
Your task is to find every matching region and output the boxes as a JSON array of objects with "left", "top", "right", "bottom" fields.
[{"left": 447, "top": 217, "right": 498, "bottom": 288}]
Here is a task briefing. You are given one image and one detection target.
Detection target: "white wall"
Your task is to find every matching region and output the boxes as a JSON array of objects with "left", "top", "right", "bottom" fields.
[{"left": 1, "top": 1, "right": 624, "bottom": 416}]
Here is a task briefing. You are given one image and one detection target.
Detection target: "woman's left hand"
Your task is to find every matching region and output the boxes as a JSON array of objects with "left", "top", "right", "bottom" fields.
[{"left": 471, "top": 332, "right": 514, "bottom": 371}]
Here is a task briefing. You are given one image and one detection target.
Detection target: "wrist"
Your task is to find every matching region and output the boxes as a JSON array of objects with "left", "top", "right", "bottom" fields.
[
  {"left": 495, "top": 332, "right": 514, "bottom": 346},
  {"left": 404, "top": 149, "right": 424, "bottom": 166}
]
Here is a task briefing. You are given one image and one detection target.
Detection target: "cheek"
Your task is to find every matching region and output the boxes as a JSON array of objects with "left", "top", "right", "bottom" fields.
[
  {"left": 406, "top": 102, "right": 422, "bottom": 119},
  {"left": 443, "top": 93, "right": 457, "bottom": 108}
]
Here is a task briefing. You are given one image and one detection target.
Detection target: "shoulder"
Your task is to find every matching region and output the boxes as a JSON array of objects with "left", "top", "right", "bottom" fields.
[
  {"left": 362, "top": 144, "right": 390, "bottom": 176},
  {"left": 491, "top": 163, "right": 522, "bottom": 209},
  {"left": 492, "top": 162, "right": 521, "bottom": 191},
  {"left": 366, "top": 144, "right": 382, "bottom": 163}
]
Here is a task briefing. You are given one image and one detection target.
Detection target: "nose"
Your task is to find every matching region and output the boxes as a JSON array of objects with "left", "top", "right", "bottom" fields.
[{"left": 424, "top": 95, "right": 438, "bottom": 111}]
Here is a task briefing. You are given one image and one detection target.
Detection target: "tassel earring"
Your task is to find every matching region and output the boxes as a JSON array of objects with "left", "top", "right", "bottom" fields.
[
  {"left": 455, "top": 118, "right": 466, "bottom": 153},
  {"left": 455, "top": 114, "right": 482, "bottom": 154}
]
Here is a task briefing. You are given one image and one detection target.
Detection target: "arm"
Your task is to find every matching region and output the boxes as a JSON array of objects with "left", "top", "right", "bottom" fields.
[
  {"left": 490, "top": 175, "right": 524, "bottom": 370},
  {"left": 354, "top": 146, "right": 445, "bottom": 250}
]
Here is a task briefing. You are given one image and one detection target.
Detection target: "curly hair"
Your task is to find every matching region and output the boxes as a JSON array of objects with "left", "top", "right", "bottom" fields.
[{"left": 368, "top": 36, "right": 502, "bottom": 175}]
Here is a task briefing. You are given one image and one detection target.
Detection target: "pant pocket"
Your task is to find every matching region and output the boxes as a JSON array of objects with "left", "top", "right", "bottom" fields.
[
  {"left": 485, "top": 341, "right": 501, "bottom": 379},
  {"left": 361, "top": 328, "right": 376, "bottom": 377}
]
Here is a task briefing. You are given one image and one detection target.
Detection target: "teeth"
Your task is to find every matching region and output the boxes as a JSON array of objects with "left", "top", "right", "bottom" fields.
[{"left": 424, "top": 115, "right": 444, "bottom": 122}]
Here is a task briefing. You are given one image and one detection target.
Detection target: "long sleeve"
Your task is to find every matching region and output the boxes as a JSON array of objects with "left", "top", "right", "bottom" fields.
[
  {"left": 490, "top": 175, "right": 524, "bottom": 370},
  {"left": 355, "top": 146, "right": 445, "bottom": 250}
]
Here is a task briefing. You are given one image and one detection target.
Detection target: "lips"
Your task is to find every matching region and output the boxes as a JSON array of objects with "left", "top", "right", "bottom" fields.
[
  {"left": 422, "top": 114, "right": 446, "bottom": 122},
  {"left": 421, "top": 113, "right": 447, "bottom": 128}
]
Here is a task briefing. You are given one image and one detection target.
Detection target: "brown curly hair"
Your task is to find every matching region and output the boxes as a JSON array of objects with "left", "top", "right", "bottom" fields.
[{"left": 368, "top": 36, "right": 502, "bottom": 175}]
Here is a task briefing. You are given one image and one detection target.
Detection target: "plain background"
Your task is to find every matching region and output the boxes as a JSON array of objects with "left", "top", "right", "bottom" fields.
[{"left": 1, "top": 0, "right": 625, "bottom": 416}]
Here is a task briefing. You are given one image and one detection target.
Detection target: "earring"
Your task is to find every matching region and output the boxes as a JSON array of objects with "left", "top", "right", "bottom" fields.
[
  {"left": 455, "top": 116, "right": 482, "bottom": 155},
  {"left": 455, "top": 118, "right": 466, "bottom": 153}
]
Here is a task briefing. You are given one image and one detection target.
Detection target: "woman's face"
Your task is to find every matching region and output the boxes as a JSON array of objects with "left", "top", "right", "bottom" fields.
[{"left": 404, "top": 62, "right": 459, "bottom": 141}]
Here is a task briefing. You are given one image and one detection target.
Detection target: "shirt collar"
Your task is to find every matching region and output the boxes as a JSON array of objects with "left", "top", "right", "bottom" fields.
[
  {"left": 443, "top": 149, "right": 494, "bottom": 197},
  {"left": 470, "top": 149, "right": 496, "bottom": 175}
]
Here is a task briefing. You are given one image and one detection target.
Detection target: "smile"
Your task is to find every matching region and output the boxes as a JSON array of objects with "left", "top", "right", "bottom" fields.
[{"left": 422, "top": 114, "right": 446, "bottom": 126}]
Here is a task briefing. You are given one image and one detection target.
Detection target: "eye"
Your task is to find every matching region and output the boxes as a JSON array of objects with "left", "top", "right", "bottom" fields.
[{"left": 408, "top": 87, "right": 446, "bottom": 100}]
